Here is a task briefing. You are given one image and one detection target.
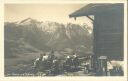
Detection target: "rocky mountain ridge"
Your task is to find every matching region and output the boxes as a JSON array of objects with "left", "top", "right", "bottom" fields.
[{"left": 4, "top": 18, "right": 93, "bottom": 58}]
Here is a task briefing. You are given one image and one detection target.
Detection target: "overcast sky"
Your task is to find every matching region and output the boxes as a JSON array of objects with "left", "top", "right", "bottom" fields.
[{"left": 5, "top": 4, "right": 92, "bottom": 26}]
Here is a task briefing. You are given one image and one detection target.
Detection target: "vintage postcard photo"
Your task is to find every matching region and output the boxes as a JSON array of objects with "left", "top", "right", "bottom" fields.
[{"left": 3, "top": 1, "right": 127, "bottom": 78}]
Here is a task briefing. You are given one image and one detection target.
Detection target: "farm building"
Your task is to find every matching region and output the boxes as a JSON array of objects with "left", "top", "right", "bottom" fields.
[
  {"left": 69, "top": 3, "right": 124, "bottom": 60},
  {"left": 69, "top": 4, "right": 124, "bottom": 75}
]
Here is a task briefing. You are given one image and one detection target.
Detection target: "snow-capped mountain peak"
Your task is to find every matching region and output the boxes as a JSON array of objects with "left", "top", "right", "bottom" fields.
[
  {"left": 5, "top": 18, "right": 93, "bottom": 52},
  {"left": 12, "top": 18, "right": 93, "bottom": 35},
  {"left": 18, "top": 18, "right": 40, "bottom": 25}
]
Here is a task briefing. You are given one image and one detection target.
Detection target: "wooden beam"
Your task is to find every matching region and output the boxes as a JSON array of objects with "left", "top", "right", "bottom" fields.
[{"left": 86, "top": 16, "right": 94, "bottom": 21}]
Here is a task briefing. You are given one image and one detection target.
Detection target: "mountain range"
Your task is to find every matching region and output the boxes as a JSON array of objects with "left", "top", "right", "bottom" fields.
[{"left": 4, "top": 18, "right": 93, "bottom": 58}]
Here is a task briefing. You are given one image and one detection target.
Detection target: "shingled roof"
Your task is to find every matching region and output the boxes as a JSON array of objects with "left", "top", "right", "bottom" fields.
[{"left": 69, "top": 3, "right": 123, "bottom": 18}]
